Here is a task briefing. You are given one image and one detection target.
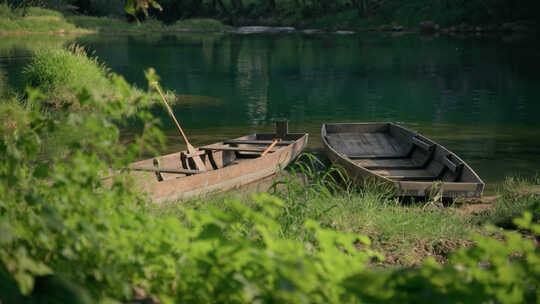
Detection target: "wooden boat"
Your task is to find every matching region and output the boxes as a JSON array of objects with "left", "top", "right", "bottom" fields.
[
  {"left": 322, "top": 122, "right": 484, "bottom": 198},
  {"left": 126, "top": 122, "right": 308, "bottom": 203}
]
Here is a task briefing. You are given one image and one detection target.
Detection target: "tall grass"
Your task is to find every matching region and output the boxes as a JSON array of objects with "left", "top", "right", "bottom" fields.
[
  {"left": 0, "top": 2, "right": 79, "bottom": 32},
  {"left": 22, "top": 45, "right": 112, "bottom": 104},
  {"left": 488, "top": 175, "right": 540, "bottom": 229},
  {"left": 66, "top": 15, "right": 230, "bottom": 32},
  {"left": 0, "top": 3, "right": 228, "bottom": 33},
  {"left": 163, "top": 154, "right": 481, "bottom": 265}
]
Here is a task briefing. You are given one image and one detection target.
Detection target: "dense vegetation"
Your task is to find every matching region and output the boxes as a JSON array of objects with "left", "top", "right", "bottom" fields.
[
  {"left": 1, "top": 44, "right": 539, "bottom": 303},
  {"left": 2, "top": 0, "right": 538, "bottom": 33},
  {"left": 0, "top": 1, "right": 229, "bottom": 33},
  {"left": 147, "top": 0, "right": 540, "bottom": 28}
]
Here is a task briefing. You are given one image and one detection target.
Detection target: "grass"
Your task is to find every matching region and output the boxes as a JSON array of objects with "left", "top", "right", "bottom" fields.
[
  {"left": 156, "top": 154, "right": 483, "bottom": 266},
  {"left": 66, "top": 15, "right": 230, "bottom": 33},
  {"left": 153, "top": 155, "right": 540, "bottom": 267},
  {"left": 486, "top": 175, "right": 540, "bottom": 229},
  {"left": 22, "top": 45, "right": 114, "bottom": 104},
  {"left": 0, "top": 3, "right": 230, "bottom": 34}
]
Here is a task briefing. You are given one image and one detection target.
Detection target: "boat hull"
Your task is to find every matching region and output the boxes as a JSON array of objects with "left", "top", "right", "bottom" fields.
[
  {"left": 130, "top": 133, "right": 308, "bottom": 203},
  {"left": 322, "top": 123, "right": 484, "bottom": 198}
]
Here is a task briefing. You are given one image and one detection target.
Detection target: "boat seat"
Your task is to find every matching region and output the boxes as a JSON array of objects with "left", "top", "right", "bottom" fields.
[
  {"left": 358, "top": 158, "right": 423, "bottom": 170},
  {"left": 223, "top": 139, "right": 294, "bottom": 146},
  {"left": 200, "top": 145, "right": 279, "bottom": 153},
  {"left": 436, "top": 155, "right": 464, "bottom": 181},
  {"left": 410, "top": 136, "right": 434, "bottom": 152},
  {"left": 128, "top": 166, "right": 202, "bottom": 175},
  {"left": 345, "top": 136, "right": 434, "bottom": 160},
  {"left": 371, "top": 168, "right": 437, "bottom": 182},
  {"left": 347, "top": 154, "right": 407, "bottom": 159}
]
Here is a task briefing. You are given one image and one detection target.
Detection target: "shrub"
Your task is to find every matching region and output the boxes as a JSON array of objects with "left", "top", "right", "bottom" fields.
[
  {"left": 1, "top": 79, "right": 539, "bottom": 302},
  {"left": 24, "top": 6, "right": 64, "bottom": 17},
  {"left": 1, "top": 52, "right": 539, "bottom": 302},
  {"left": 22, "top": 45, "right": 113, "bottom": 104}
]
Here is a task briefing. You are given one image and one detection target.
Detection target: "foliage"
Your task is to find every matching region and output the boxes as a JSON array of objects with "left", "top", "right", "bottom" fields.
[
  {"left": 125, "top": 0, "right": 162, "bottom": 22},
  {"left": 22, "top": 45, "right": 114, "bottom": 104},
  {"left": 267, "top": 155, "right": 480, "bottom": 265},
  {"left": 488, "top": 176, "right": 540, "bottom": 229},
  {"left": 0, "top": 2, "right": 228, "bottom": 33},
  {"left": 0, "top": 3, "right": 81, "bottom": 33},
  {"left": 0, "top": 79, "right": 379, "bottom": 302},
  {"left": 65, "top": 15, "right": 230, "bottom": 32},
  {"left": 1, "top": 47, "right": 539, "bottom": 303},
  {"left": 142, "top": 0, "right": 540, "bottom": 28},
  {"left": 77, "top": 0, "right": 125, "bottom": 17}
]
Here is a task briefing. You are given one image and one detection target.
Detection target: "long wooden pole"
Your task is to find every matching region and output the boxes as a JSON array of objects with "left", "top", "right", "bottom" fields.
[
  {"left": 152, "top": 82, "right": 206, "bottom": 171},
  {"left": 261, "top": 138, "right": 281, "bottom": 157},
  {"left": 152, "top": 82, "right": 192, "bottom": 148}
]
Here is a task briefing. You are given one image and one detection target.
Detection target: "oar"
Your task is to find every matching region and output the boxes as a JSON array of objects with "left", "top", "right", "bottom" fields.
[
  {"left": 152, "top": 82, "right": 207, "bottom": 171},
  {"left": 261, "top": 138, "right": 281, "bottom": 157}
]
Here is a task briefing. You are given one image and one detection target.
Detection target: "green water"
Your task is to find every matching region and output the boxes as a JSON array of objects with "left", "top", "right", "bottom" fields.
[{"left": 2, "top": 32, "right": 540, "bottom": 188}]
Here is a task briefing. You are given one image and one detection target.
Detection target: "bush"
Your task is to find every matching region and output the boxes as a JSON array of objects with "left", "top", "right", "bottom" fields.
[
  {"left": 488, "top": 176, "right": 540, "bottom": 229},
  {"left": 24, "top": 6, "right": 64, "bottom": 17},
  {"left": 1, "top": 79, "right": 539, "bottom": 303},
  {"left": 1, "top": 49, "right": 539, "bottom": 303},
  {"left": 22, "top": 45, "right": 113, "bottom": 104}
]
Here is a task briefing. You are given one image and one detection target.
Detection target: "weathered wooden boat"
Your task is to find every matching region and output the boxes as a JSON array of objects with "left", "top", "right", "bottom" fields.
[
  {"left": 126, "top": 122, "right": 308, "bottom": 203},
  {"left": 322, "top": 122, "right": 484, "bottom": 198}
]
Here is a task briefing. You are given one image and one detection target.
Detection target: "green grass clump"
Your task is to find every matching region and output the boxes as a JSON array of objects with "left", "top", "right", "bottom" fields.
[
  {"left": 0, "top": 15, "right": 78, "bottom": 33},
  {"left": 488, "top": 176, "right": 540, "bottom": 229},
  {"left": 66, "top": 15, "right": 230, "bottom": 32},
  {"left": 22, "top": 45, "right": 112, "bottom": 103},
  {"left": 0, "top": 3, "right": 228, "bottom": 34},
  {"left": 171, "top": 18, "right": 232, "bottom": 31},
  {"left": 171, "top": 154, "right": 480, "bottom": 266},
  {"left": 0, "top": 3, "right": 81, "bottom": 33},
  {"left": 23, "top": 7, "right": 64, "bottom": 17}
]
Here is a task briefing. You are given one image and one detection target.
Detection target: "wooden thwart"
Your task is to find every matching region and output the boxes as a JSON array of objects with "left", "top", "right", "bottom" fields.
[
  {"left": 128, "top": 166, "right": 201, "bottom": 175},
  {"left": 347, "top": 154, "right": 407, "bottom": 159},
  {"left": 200, "top": 146, "right": 279, "bottom": 153},
  {"left": 223, "top": 139, "right": 294, "bottom": 146},
  {"left": 118, "top": 120, "right": 308, "bottom": 203}
]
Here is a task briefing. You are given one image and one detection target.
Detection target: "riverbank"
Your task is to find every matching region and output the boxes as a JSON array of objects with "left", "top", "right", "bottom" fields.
[
  {"left": 1, "top": 3, "right": 537, "bottom": 36},
  {"left": 0, "top": 5, "right": 230, "bottom": 35}
]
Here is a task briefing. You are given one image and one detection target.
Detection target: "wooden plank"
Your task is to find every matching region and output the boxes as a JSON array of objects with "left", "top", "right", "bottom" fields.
[
  {"left": 128, "top": 166, "right": 201, "bottom": 175},
  {"left": 389, "top": 176, "right": 437, "bottom": 181},
  {"left": 371, "top": 169, "right": 435, "bottom": 180},
  {"left": 444, "top": 155, "right": 462, "bottom": 173},
  {"left": 347, "top": 154, "right": 408, "bottom": 159},
  {"left": 223, "top": 139, "right": 294, "bottom": 146},
  {"left": 183, "top": 150, "right": 207, "bottom": 158},
  {"left": 412, "top": 137, "right": 434, "bottom": 151},
  {"left": 276, "top": 121, "right": 288, "bottom": 138},
  {"left": 364, "top": 164, "right": 423, "bottom": 170},
  {"left": 355, "top": 158, "right": 419, "bottom": 168},
  {"left": 201, "top": 146, "right": 279, "bottom": 153}
]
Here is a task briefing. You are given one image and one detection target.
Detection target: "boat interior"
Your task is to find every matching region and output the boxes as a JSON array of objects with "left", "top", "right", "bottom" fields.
[
  {"left": 323, "top": 123, "right": 480, "bottom": 183},
  {"left": 128, "top": 132, "right": 306, "bottom": 182}
]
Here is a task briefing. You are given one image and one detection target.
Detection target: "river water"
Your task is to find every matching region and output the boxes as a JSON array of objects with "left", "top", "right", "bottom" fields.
[{"left": 1, "top": 32, "right": 539, "bottom": 189}]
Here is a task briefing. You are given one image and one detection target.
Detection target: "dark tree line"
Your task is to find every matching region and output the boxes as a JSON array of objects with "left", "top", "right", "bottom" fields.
[{"left": 8, "top": 0, "right": 540, "bottom": 27}]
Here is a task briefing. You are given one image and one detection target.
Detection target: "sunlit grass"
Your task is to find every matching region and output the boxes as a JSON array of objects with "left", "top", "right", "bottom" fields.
[
  {"left": 0, "top": 3, "right": 229, "bottom": 34},
  {"left": 486, "top": 175, "right": 540, "bottom": 229},
  {"left": 156, "top": 154, "right": 483, "bottom": 266}
]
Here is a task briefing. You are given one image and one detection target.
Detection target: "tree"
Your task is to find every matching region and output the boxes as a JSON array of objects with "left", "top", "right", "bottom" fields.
[{"left": 125, "top": 0, "right": 162, "bottom": 21}]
